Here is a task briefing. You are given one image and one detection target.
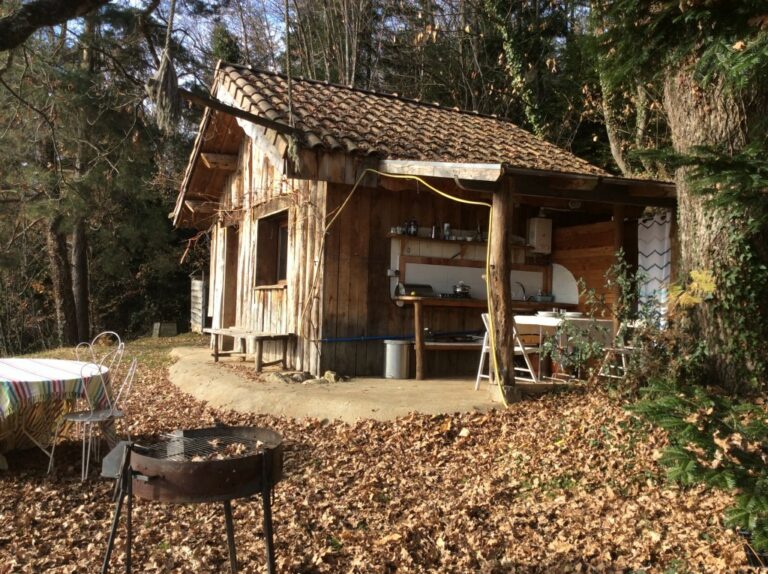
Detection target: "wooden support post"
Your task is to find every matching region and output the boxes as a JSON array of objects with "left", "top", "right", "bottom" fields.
[
  {"left": 488, "top": 183, "right": 519, "bottom": 402},
  {"left": 238, "top": 336, "right": 246, "bottom": 362},
  {"left": 213, "top": 334, "right": 220, "bottom": 362},
  {"left": 254, "top": 340, "right": 263, "bottom": 372},
  {"left": 414, "top": 301, "right": 425, "bottom": 380}
]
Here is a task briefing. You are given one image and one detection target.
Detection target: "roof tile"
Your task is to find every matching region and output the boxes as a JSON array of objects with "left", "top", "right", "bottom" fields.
[{"left": 218, "top": 65, "right": 607, "bottom": 176}]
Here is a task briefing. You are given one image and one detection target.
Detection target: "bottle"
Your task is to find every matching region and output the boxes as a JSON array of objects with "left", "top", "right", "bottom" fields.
[
  {"left": 407, "top": 218, "right": 418, "bottom": 236},
  {"left": 431, "top": 223, "right": 438, "bottom": 239}
]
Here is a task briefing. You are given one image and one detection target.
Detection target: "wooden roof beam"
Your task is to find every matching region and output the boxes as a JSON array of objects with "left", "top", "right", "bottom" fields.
[
  {"left": 200, "top": 153, "right": 238, "bottom": 172},
  {"left": 179, "top": 88, "right": 298, "bottom": 136},
  {"left": 379, "top": 159, "right": 504, "bottom": 182},
  {"left": 184, "top": 200, "right": 218, "bottom": 214},
  {"left": 506, "top": 169, "right": 676, "bottom": 208}
]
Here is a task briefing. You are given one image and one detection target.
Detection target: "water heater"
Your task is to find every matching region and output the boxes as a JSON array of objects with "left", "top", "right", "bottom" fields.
[{"left": 527, "top": 217, "right": 552, "bottom": 254}]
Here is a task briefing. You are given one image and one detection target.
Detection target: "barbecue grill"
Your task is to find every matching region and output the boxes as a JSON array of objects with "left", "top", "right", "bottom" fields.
[{"left": 100, "top": 426, "right": 284, "bottom": 574}]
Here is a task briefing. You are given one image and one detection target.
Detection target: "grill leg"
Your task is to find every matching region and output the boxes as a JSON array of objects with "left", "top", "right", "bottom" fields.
[
  {"left": 125, "top": 468, "right": 133, "bottom": 574},
  {"left": 223, "top": 500, "right": 238, "bottom": 574},
  {"left": 101, "top": 490, "right": 125, "bottom": 574},
  {"left": 102, "top": 447, "right": 131, "bottom": 574},
  {"left": 261, "top": 484, "right": 276, "bottom": 574}
]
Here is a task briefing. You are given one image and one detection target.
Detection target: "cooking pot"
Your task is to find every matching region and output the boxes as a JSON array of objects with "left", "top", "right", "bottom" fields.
[{"left": 453, "top": 281, "right": 471, "bottom": 295}]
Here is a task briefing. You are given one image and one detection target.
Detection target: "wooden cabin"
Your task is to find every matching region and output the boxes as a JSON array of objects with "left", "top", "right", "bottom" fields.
[{"left": 173, "top": 63, "right": 675, "bottom": 379}]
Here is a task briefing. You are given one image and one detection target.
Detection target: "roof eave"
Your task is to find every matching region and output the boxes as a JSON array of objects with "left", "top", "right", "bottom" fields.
[
  {"left": 503, "top": 166, "right": 677, "bottom": 208},
  {"left": 171, "top": 106, "right": 214, "bottom": 228}
]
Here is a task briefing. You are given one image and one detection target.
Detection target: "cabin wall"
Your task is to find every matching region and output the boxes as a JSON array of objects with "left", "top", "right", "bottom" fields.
[
  {"left": 208, "top": 133, "right": 326, "bottom": 374},
  {"left": 551, "top": 220, "right": 638, "bottom": 313},
  {"left": 320, "top": 183, "right": 490, "bottom": 378}
]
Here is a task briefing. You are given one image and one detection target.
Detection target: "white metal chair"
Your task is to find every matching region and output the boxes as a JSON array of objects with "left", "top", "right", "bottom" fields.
[
  {"left": 475, "top": 313, "right": 539, "bottom": 389},
  {"left": 597, "top": 321, "right": 637, "bottom": 380},
  {"left": 76, "top": 331, "right": 124, "bottom": 375},
  {"left": 47, "top": 355, "right": 138, "bottom": 481}
]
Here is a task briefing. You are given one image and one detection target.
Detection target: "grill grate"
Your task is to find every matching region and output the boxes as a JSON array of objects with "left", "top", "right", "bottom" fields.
[{"left": 136, "top": 433, "right": 265, "bottom": 462}]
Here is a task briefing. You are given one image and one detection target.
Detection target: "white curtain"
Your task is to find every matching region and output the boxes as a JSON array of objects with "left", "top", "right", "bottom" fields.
[{"left": 637, "top": 211, "right": 672, "bottom": 325}]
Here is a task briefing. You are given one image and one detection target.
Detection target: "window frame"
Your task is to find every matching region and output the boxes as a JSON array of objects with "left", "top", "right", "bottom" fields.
[{"left": 254, "top": 210, "right": 290, "bottom": 288}]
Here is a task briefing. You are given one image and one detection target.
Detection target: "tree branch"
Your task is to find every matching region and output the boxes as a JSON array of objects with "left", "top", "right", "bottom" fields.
[{"left": 0, "top": 0, "right": 110, "bottom": 52}]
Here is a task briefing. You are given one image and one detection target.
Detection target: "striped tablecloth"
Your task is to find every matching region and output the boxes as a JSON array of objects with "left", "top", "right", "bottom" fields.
[{"left": 0, "top": 358, "right": 109, "bottom": 455}]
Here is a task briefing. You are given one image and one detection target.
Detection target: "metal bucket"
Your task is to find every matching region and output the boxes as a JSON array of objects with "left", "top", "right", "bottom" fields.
[{"left": 383, "top": 340, "right": 411, "bottom": 379}]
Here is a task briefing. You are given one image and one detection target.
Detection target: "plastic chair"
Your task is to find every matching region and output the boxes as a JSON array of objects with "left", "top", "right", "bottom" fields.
[
  {"left": 48, "top": 355, "right": 138, "bottom": 481},
  {"left": 475, "top": 313, "right": 539, "bottom": 389}
]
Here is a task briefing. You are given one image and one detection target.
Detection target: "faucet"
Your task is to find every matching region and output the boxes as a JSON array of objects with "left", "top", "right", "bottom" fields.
[{"left": 512, "top": 281, "right": 526, "bottom": 301}]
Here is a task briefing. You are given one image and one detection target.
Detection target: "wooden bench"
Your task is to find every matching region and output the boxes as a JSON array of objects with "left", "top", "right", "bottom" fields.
[{"left": 203, "top": 328, "right": 296, "bottom": 372}]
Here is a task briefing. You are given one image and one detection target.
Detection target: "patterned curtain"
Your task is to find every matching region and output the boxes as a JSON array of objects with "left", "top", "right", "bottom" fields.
[{"left": 638, "top": 212, "right": 672, "bottom": 326}]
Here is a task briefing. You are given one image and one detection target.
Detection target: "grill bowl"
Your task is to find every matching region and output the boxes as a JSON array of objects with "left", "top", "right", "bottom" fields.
[{"left": 130, "top": 426, "right": 283, "bottom": 504}]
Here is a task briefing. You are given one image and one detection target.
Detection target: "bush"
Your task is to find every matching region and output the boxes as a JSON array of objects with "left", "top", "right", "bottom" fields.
[{"left": 632, "top": 376, "right": 768, "bottom": 550}]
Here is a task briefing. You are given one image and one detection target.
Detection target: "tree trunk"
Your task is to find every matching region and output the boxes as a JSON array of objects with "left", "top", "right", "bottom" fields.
[
  {"left": 664, "top": 65, "right": 768, "bottom": 393},
  {"left": 70, "top": 15, "right": 94, "bottom": 343},
  {"left": 72, "top": 218, "right": 90, "bottom": 341},
  {"left": 488, "top": 183, "right": 520, "bottom": 402},
  {"left": 47, "top": 214, "right": 78, "bottom": 347},
  {"left": 598, "top": 66, "right": 631, "bottom": 176}
]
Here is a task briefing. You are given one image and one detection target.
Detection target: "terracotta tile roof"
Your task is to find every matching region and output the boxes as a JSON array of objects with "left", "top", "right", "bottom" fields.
[{"left": 217, "top": 64, "right": 607, "bottom": 177}]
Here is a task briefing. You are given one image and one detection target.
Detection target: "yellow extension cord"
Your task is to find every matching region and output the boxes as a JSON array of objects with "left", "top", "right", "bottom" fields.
[{"left": 301, "top": 168, "right": 508, "bottom": 407}]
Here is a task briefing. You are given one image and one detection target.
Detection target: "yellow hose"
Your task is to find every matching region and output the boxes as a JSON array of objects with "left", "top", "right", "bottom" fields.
[{"left": 303, "top": 168, "right": 508, "bottom": 407}]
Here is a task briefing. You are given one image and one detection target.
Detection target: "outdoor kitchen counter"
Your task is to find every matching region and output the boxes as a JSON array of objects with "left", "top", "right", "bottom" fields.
[{"left": 395, "top": 297, "right": 577, "bottom": 380}]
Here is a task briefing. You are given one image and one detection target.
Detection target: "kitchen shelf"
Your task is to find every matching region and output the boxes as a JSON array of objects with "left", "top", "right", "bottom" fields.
[
  {"left": 387, "top": 234, "right": 489, "bottom": 247},
  {"left": 387, "top": 234, "right": 529, "bottom": 249}
]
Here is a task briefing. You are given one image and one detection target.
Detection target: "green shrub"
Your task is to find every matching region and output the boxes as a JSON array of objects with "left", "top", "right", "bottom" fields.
[{"left": 632, "top": 376, "right": 768, "bottom": 549}]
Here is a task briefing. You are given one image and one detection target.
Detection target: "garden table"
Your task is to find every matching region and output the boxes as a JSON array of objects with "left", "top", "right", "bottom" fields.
[
  {"left": 0, "top": 358, "right": 109, "bottom": 469},
  {"left": 513, "top": 314, "right": 614, "bottom": 379}
]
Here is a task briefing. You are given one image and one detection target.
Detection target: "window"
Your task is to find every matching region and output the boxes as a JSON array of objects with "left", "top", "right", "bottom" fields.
[{"left": 255, "top": 211, "right": 289, "bottom": 286}]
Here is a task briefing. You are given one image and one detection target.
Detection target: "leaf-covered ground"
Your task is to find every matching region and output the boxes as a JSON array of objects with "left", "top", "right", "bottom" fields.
[{"left": 0, "top": 335, "right": 747, "bottom": 572}]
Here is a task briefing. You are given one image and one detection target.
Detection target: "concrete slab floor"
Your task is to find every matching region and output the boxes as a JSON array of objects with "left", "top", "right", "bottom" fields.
[{"left": 169, "top": 347, "right": 509, "bottom": 422}]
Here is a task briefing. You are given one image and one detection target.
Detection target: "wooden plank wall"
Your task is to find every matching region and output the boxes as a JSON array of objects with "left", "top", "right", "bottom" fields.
[
  {"left": 551, "top": 220, "right": 637, "bottom": 314},
  {"left": 321, "top": 183, "right": 490, "bottom": 377},
  {"left": 210, "top": 129, "right": 326, "bottom": 374},
  {"left": 190, "top": 277, "right": 207, "bottom": 333},
  {"left": 209, "top": 225, "right": 226, "bottom": 329}
]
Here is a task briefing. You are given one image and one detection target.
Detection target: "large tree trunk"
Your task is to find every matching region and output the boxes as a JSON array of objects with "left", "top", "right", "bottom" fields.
[
  {"left": 47, "top": 214, "right": 78, "bottom": 347},
  {"left": 72, "top": 218, "right": 90, "bottom": 341},
  {"left": 664, "top": 65, "right": 768, "bottom": 393}
]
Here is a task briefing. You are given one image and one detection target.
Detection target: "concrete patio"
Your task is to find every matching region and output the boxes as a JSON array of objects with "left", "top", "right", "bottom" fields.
[{"left": 168, "top": 347, "right": 559, "bottom": 422}]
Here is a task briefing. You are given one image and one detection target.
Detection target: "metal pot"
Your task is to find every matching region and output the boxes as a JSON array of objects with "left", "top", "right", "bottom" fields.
[{"left": 453, "top": 281, "right": 471, "bottom": 295}]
